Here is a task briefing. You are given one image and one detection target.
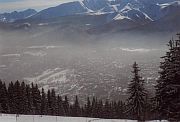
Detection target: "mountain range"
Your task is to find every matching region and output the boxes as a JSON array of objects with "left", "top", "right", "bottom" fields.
[{"left": 0, "top": 0, "right": 180, "bottom": 33}]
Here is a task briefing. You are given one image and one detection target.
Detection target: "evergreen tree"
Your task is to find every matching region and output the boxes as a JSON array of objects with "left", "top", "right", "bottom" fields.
[
  {"left": 97, "top": 99, "right": 103, "bottom": 118},
  {"left": 91, "top": 97, "right": 97, "bottom": 117},
  {"left": 81, "top": 107, "right": 85, "bottom": 117},
  {"left": 26, "top": 85, "right": 33, "bottom": 114},
  {"left": 8, "top": 82, "right": 15, "bottom": 114},
  {"left": 110, "top": 101, "right": 117, "bottom": 118},
  {"left": 85, "top": 97, "right": 91, "bottom": 117},
  {"left": 63, "top": 96, "right": 69, "bottom": 116},
  {"left": 51, "top": 89, "right": 57, "bottom": 115},
  {"left": 103, "top": 100, "right": 111, "bottom": 119},
  {"left": 117, "top": 100, "right": 126, "bottom": 119},
  {"left": 40, "top": 88, "right": 47, "bottom": 115},
  {"left": 0, "top": 81, "right": 9, "bottom": 113},
  {"left": 19, "top": 82, "right": 29, "bottom": 114},
  {"left": 143, "top": 92, "right": 151, "bottom": 120},
  {"left": 155, "top": 34, "right": 180, "bottom": 121},
  {"left": 72, "top": 96, "right": 81, "bottom": 117},
  {"left": 126, "top": 62, "right": 147, "bottom": 121},
  {"left": 47, "top": 89, "right": 52, "bottom": 115},
  {"left": 13, "top": 81, "right": 22, "bottom": 114},
  {"left": 31, "top": 84, "right": 41, "bottom": 115},
  {"left": 0, "top": 103, "right": 2, "bottom": 113},
  {"left": 56, "top": 95, "right": 65, "bottom": 116},
  {"left": 69, "top": 105, "right": 73, "bottom": 116}
]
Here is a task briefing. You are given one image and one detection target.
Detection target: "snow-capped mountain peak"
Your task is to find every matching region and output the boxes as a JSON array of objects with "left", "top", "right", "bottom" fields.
[
  {"left": 120, "top": 3, "right": 133, "bottom": 12},
  {"left": 160, "top": 1, "right": 180, "bottom": 9},
  {"left": 113, "top": 13, "right": 131, "bottom": 20}
]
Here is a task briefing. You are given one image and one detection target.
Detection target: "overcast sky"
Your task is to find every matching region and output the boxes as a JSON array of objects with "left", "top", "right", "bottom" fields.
[{"left": 0, "top": 0, "right": 78, "bottom": 13}]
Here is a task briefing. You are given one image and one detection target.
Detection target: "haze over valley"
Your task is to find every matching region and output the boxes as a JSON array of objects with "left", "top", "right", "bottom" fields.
[{"left": 0, "top": 0, "right": 179, "bottom": 102}]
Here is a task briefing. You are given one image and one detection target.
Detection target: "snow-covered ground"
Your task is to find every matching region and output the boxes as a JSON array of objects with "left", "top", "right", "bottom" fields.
[{"left": 0, "top": 114, "right": 168, "bottom": 122}]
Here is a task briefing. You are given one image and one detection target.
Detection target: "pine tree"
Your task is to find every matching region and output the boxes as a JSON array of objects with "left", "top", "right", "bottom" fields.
[
  {"left": 31, "top": 84, "right": 41, "bottom": 115},
  {"left": 155, "top": 34, "right": 180, "bottom": 121},
  {"left": 69, "top": 105, "right": 73, "bottom": 116},
  {"left": 85, "top": 97, "right": 91, "bottom": 117},
  {"left": 0, "top": 103, "right": 2, "bottom": 113},
  {"left": 40, "top": 88, "right": 47, "bottom": 115},
  {"left": 91, "top": 97, "right": 97, "bottom": 117},
  {"left": 103, "top": 100, "right": 111, "bottom": 119},
  {"left": 51, "top": 89, "right": 57, "bottom": 115},
  {"left": 143, "top": 92, "right": 151, "bottom": 120},
  {"left": 117, "top": 100, "right": 126, "bottom": 119},
  {"left": 111, "top": 101, "right": 118, "bottom": 119},
  {"left": 72, "top": 96, "right": 81, "bottom": 117},
  {"left": 8, "top": 82, "right": 15, "bottom": 114},
  {"left": 47, "top": 89, "right": 53, "bottom": 115},
  {"left": 0, "top": 81, "right": 9, "bottom": 113},
  {"left": 63, "top": 96, "right": 69, "bottom": 116},
  {"left": 126, "top": 62, "right": 147, "bottom": 121},
  {"left": 97, "top": 99, "right": 103, "bottom": 118},
  {"left": 56, "top": 95, "right": 65, "bottom": 116},
  {"left": 13, "top": 81, "right": 22, "bottom": 114},
  {"left": 26, "top": 85, "right": 33, "bottom": 114},
  {"left": 20, "top": 82, "right": 29, "bottom": 114},
  {"left": 81, "top": 107, "right": 85, "bottom": 117}
]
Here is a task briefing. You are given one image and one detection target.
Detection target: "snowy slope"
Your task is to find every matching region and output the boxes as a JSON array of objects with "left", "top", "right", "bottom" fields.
[
  {"left": 83, "top": 0, "right": 110, "bottom": 11},
  {"left": 0, "top": 114, "right": 168, "bottom": 122},
  {"left": 24, "top": 68, "right": 75, "bottom": 92},
  {"left": 30, "top": 1, "right": 89, "bottom": 20}
]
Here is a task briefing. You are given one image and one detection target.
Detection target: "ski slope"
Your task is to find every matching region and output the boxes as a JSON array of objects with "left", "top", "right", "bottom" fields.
[{"left": 0, "top": 114, "right": 167, "bottom": 122}]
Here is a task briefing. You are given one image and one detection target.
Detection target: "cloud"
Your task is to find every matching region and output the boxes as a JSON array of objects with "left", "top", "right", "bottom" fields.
[
  {"left": 120, "top": 48, "right": 151, "bottom": 52},
  {"left": 0, "top": 0, "right": 76, "bottom": 12},
  {"left": 112, "top": 47, "right": 158, "bottom": 52},
  {"left": 2, "top": 54, "right": 21, "bottom": 57}
]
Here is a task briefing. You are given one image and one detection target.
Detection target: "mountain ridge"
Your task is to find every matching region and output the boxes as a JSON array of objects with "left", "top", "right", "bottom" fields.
[
  {"left": 0, "top": 0, "right": 180, "bottom": 34},
  {"left": 0, "top": 9, "right": 37, "bottom": 22}
]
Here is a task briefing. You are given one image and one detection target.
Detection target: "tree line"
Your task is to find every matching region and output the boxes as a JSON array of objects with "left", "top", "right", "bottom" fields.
[
  {"left": 0, "top": 33, "right": 180, "bottom": 121},
  {"left": 0, "top": 80, "right": 128, "bottom": 118},
  {"left": 0, "top": 62, "right": 157, "bottom": 121}
]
